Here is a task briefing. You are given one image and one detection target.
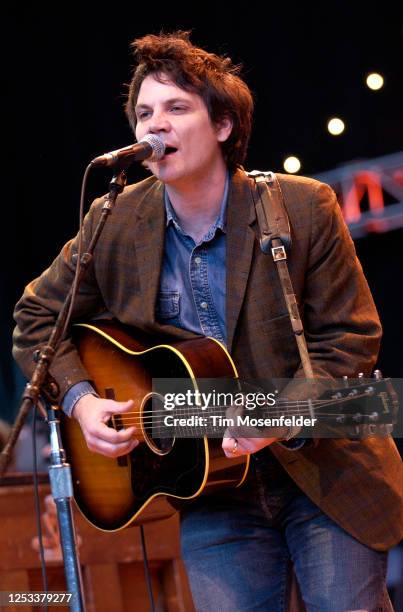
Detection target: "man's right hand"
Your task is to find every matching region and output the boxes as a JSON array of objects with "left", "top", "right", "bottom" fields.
[{"left": 72, "top": 394, "right": 139, "bottom": 458}]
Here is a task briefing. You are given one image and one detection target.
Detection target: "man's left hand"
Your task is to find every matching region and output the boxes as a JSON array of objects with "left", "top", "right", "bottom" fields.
[
  {"left": 222, "top": 432, "right": 278, "bottom": 458},
  {"left": 221, "top": 405, "right": 287, "bottom": 458}
]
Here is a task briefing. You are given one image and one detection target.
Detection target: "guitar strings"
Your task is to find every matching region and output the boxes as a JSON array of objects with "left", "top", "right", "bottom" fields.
[
  {"left": 107, "top": 395, "right": 364, "bottom": 418},
  {"left": 115, "top": 396, "right": 376, "bottom": 427},
  {"left": 116, "top": 417, "right": 379, "bottom": 429},
  {"left": 115, "top": 411, "right": 372, "bottom": 427},
  {"left": 115, "top": 409, "right": 377, "bottom": 426},
  {"left": 109, "top": 391, "right": 375, "bottom": 422}
]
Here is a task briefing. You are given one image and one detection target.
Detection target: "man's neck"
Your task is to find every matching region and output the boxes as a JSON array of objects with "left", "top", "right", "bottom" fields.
[{"left": 165, "top": 163, "right": 228, "bottom": 242}]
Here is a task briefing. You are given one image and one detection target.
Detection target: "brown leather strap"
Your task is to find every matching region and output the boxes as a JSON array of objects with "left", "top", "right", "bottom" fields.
[
  {"left": 247, "top": 170, "right": 314, "bottom": 379},
  {"left": 247, "top": 170, "right": 292, "bottom": 253}
]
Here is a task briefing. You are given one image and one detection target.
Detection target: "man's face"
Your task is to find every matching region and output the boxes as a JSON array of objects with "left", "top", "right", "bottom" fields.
[{"left": 135, "top": 73, "right": 232, "bottom": 188}]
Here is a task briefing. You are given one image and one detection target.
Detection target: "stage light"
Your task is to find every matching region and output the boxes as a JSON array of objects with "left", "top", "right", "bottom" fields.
[
  {"left": 283, "top": 156, "right": 301, "bottom": 174},
  {"left": 327, "top": 117, "right": 345, "bottom": 136},
  {"left": 366, "top": 72, "right": 384, "bottom": 91}
]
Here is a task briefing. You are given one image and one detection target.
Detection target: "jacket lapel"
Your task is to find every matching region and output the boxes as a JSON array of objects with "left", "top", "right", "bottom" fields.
[
  {"left": 226, "top": 170, "right": 257, "bottom": 352},
  {"left": 129, "top": 179, "right": 200, "bottom": 340},
  {"left": 131, "top": 180, "right": 166, "bottom": 326}
]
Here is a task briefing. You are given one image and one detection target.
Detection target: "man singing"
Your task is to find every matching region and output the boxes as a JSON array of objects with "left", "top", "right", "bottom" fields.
[{"left": 13, "top": 31, "right": 403, "bottom": 610}]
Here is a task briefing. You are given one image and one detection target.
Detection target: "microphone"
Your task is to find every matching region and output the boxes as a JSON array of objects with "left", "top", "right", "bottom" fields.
[{"left": 90, "top": 134, "right": 165, "bottom": 167}]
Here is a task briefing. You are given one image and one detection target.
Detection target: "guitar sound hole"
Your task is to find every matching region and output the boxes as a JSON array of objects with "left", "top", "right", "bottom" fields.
[{"left": 141, "top": 393, "right": 175, "bottom": 455}]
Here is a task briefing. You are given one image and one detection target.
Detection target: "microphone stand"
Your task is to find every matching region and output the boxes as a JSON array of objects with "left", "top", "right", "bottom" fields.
[{"left": 0, "top": 167, "right": 127, "bottom": 611}]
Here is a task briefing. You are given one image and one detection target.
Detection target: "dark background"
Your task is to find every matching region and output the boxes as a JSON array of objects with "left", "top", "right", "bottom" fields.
[{"left": 2, "top": 3, "right": 403, "bottom": 421}]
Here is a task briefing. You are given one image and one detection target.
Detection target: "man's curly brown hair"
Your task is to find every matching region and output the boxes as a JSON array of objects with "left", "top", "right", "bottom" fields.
[{"left": 125, "top": 31, "right": 254, "bottom": 170}]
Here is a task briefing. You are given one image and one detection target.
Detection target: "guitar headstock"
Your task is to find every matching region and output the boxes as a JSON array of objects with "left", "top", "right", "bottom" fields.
[{"left": 317, "top": 372, "right": 398, "bottom": 439}]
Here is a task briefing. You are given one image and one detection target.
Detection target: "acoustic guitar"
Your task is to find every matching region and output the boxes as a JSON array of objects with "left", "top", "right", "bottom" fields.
[{"left": 60, "top": 320, "right": 397, "bottom": 532}]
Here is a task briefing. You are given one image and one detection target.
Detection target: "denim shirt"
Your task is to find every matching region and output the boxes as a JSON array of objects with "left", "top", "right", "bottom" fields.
[{"left": 156, "top": 178, "right": 228, "bottom": 344}]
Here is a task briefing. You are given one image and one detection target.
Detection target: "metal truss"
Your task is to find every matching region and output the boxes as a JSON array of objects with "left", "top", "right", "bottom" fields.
[{"left": 313, "top": 150, "right": 403, "bottom": 238}]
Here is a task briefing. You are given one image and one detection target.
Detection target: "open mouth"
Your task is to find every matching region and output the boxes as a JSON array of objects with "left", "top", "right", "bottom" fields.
[{"left": 164, "top": 146, "right": 178, "bottom": 156}]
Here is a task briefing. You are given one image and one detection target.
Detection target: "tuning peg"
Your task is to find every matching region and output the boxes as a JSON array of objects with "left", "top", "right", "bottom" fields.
[
  {"left": 343, "top": 376, "right": 349, "bottom": 388},
  {"left": 358, "top": 372, "right": 364, "bottom": 379},
  {"left": 373, "top": 370, "right": 383, "bottom": 380}
]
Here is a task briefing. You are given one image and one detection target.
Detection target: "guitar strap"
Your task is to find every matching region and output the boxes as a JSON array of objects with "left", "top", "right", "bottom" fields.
[{"left": 246, "top": 170, "right": 314, "bottom": 379}]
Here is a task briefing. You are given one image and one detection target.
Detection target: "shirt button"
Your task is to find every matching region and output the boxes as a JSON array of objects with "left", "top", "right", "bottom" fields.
[
  {"left": 194, "top": 256, "right": 202, "bottom": 265},
  {"left": 200, "top": 301, "right": 208, "bottom": 309}
]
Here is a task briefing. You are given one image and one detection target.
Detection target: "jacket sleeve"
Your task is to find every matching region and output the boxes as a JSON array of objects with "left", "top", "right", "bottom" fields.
[
  {"left": 12, "top": 197, "right": 105, "bottom": 404},
  {"left": 281, "top": 180, "right": 382, "bottom": 401}
]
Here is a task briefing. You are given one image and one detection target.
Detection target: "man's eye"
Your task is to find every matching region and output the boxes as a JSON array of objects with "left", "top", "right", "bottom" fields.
[
  {"left": 170, "top": 106, "right": 186, "bottom": 112},
  {"left": 138, "top": 111, "right": 151, "bottom": 120}
]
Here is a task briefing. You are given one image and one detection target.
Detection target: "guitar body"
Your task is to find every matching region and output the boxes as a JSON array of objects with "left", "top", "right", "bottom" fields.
[{"left": 60, "top": 321, "right": 249, "bottom": 531}]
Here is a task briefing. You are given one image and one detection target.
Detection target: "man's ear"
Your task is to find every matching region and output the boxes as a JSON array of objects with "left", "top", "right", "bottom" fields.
[{"left": 216, "top": 115, "right": 233, "bottom": 143}]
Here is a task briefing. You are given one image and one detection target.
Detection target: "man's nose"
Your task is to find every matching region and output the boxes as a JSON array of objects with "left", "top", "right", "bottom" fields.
[{"left": 148, "top": 111, "right": 170, "bottom": 133}]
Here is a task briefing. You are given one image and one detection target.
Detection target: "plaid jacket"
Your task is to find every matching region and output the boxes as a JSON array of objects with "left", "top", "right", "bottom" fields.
[{"left": 13, "top": 169, "right": 403, "bottom": 550}]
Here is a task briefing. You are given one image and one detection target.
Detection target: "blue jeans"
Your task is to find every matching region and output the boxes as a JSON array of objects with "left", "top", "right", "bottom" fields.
[{"left": 180, "top": 449, "right": 392, "bottom": 611}]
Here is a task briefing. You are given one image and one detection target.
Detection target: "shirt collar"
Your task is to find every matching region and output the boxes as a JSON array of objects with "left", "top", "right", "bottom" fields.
[{"left": 164, "top": 173, "right": 229, "bottom": 236}]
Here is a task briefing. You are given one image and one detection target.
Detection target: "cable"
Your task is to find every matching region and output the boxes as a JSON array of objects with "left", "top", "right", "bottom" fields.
[
  {"left": 140, "top": 525, "right": 156, "bottom": 612},
  {"left": 31, "top": 164, "right": 93, "bottom": 611},
  {"left": 60, "top": 163, "right": 92, "bottom": 341},
  {"left": 32, "top": 404, "right": 49, "bottom": 612}
]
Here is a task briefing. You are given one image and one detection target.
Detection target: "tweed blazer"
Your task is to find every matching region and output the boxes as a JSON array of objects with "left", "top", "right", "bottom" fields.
[{"left": 13, "top": 169, "right": 403, "bottom": 550}]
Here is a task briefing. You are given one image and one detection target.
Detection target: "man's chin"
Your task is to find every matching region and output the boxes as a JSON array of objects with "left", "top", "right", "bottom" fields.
[{"left": 148, "top": 166, "right": 183, "bottom": 186}]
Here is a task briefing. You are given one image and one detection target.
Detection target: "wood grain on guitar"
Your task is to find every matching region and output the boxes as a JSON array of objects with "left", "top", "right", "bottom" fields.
[{"left": 60, "top": 321, "right": 249, "bottom": 531}]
